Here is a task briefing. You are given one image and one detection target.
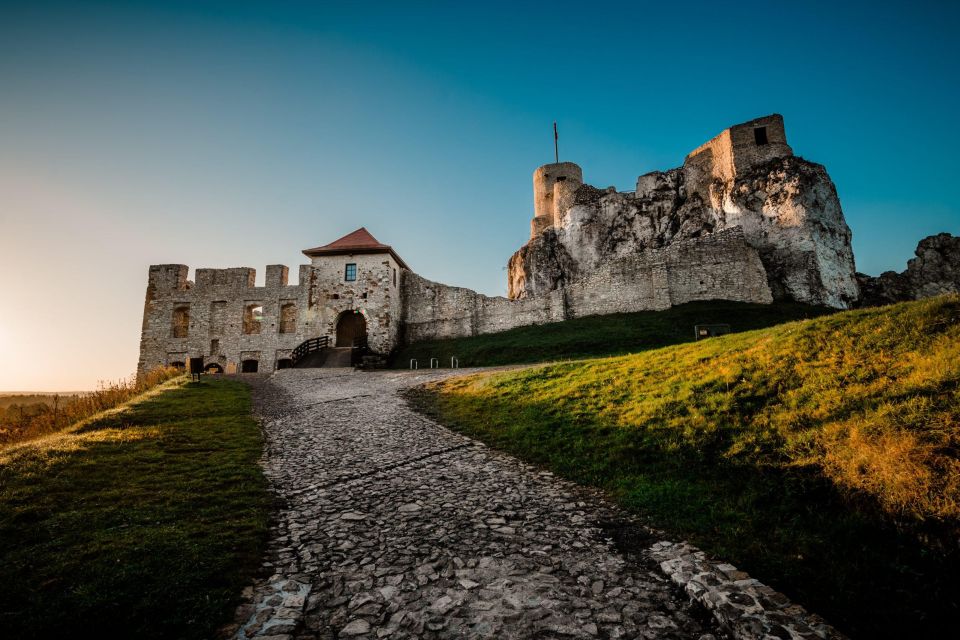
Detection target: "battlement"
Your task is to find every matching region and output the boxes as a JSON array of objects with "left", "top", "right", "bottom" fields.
[
  {"left": 147, "top": 264, "right": 190, "bottom": 291},
  {"left": 148, "top": 264, "right": 294, "bottom": 291}
]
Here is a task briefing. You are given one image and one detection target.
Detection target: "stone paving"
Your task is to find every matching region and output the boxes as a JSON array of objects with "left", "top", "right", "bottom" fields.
[{"left": 225, "top": 368, "right": 719, "bottom": 640}]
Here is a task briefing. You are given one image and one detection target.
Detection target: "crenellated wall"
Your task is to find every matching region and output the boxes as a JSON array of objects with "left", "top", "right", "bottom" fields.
[{"left": 138, "top": 250, "right": 404, "bottom": 375}]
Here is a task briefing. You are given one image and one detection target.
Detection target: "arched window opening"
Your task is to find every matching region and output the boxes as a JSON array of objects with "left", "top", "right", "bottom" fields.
[
  {"left": 279, "top": 303, "right": 297, "bottom": 334},
  {"left": 243, "top": 304, "right": 263, "bottom": 335},
  {"left": 204, "top": 363, "right": 224, "bottom": 374},
  {"left": 171, "top": 306, "right": 190, "bottom": 338}
]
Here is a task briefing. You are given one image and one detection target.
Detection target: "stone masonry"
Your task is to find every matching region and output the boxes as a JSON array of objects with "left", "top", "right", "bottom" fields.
[
  {"left": 139, "top": 115, "right": 871, "bottom": 375},
  {"left": 508, "top": 115, "right": 860, "bottom": 309}
]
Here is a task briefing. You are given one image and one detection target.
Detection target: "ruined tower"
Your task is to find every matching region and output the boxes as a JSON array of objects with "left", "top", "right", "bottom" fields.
[{"left": 530, "top": 162, "right": 583, "bottom": 238}]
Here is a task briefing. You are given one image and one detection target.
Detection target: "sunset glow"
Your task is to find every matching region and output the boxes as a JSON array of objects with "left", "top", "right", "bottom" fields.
[{"left": 1, "top": 1, "right": 958, "bottom": 391}]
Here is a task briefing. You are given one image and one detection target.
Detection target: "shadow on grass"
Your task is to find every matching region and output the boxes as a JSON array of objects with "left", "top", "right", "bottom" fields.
[
  {"left": 391, "top": 300, "right": 833, "bottom": 368},
  {"left": 0, "top": 378, "right": 270, "bottom": 640}
]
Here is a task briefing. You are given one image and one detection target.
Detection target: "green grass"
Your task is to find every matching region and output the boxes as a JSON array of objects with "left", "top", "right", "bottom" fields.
[
  {"left": 392, "top": 300, "right": 833, "bottom": 368},
  {"left": 0, "top": 377, "right": 270, "bottom": 640},
  {"left": 412, "top": 295, "right": 960, "bottom": 638}
]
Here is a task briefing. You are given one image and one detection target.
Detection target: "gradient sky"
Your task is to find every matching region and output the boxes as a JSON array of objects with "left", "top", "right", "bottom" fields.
[{"left": 1, "top": 0, "right": 958, "bottom": 391}]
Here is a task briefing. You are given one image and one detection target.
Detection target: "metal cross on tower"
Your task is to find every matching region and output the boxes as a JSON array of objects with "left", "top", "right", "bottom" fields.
[{"left": 553, "top": 121, "right": 559, "bottom": 163}]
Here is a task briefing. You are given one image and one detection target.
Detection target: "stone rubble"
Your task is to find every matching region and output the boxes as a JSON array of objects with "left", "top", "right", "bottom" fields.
[{"left": 222, "top": 368, "right": 841, "bottom": 640}]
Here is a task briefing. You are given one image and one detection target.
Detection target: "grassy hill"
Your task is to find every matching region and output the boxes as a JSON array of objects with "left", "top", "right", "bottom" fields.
[
  {"left": 411, "top": 295, "right": 960, "bottom": 638},
  {"left": 0, "top": 378, "right": 269, "bottom": 639},
  {"left": 391, "top": 300, "right": 832, "bottom": 368}
]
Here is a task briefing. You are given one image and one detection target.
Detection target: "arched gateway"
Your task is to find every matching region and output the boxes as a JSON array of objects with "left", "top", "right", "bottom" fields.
[{"left": 336, "top": 311, "right": 367, "bottom": 347}]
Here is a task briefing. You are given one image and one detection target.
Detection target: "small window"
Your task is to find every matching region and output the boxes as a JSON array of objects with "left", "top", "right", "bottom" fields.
[
  {"left": 556, "top": 176, "right": 567, "bottom": 182},
  {"left": 754, "top": 126, "right": 768, "bottom": 145},
  {"left": 241, "top": 359, "right": 259, "bottom": 373},
  {"left": 210, "top": 339, "right": 220, "bottom": 355},
  {"left": 345, "top": 263, "right": 357, "bottom": 281},
  {"left": 393, "top": 268, "right": 397, "bottom": 287}
]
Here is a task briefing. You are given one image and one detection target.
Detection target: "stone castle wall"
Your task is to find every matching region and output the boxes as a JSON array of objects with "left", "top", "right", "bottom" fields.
[
  {"left": 400, "top": 228, "right": 771, "bottom": 343},
  {"left": 138, "top": 263, "right": 311, "bottom": 375},
  {"left": 511, "top": 114, "right": 859, "bottom": 310},
  {"left": 138, "top": 114, "right": 864, "bottom": 374},
  {"left": 138, "top": 252, "right": 404, "bottom": 375}
]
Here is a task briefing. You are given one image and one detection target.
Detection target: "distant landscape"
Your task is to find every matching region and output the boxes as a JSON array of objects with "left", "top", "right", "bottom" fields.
[{"left": 0, "top": 370, "right": 179, "bottom": 446}]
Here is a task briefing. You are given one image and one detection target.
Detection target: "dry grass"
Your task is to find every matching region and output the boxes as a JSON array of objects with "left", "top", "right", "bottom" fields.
[{"left": 0, "top": 367, "right": 182, "bottom": 447}]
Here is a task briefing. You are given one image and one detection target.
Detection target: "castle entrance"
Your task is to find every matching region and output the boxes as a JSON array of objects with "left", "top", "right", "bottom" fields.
[{"left": 335, "top": 311, "right": 367, "bottom": 347}]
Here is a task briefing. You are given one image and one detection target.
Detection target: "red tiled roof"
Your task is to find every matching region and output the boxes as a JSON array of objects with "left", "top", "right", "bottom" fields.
[{"left": 303, "top": 227, "right": 409, "bottom": 269}]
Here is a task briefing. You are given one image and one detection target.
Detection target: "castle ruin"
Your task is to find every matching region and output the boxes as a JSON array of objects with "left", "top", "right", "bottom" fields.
[{"left": 138, "top": 114, "right": 860, "bottom": 374}]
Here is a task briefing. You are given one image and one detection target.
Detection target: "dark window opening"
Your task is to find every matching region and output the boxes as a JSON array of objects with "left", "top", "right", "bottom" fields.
[
  {"left": 276, "top": 358, "right": 293, "bottom": 370},
  {"left": 754, "top": 126, "right": 768, "bottom": 145},
  {"left": 393, "top": 268, "right": 397, "bottom": 287},
  {"left": 210, "top": 339, "right": 220, "bottom": 355},
  {"left": 241, "top": 359, "right": 259, "bottom": 373},
  {"left": 361, "top": 292, "right": 367, "bottom": 299},
  {"left": 345, "top": 263, "right": 357, "bottom": 281},
  {"left": 556, "top": 176, "right": 567, "bottom": 182},
  {"left": 169, "top": 361, "right": 185, "bottom": 370}
]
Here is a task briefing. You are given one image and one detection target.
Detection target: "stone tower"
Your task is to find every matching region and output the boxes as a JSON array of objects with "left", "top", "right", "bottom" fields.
[{"left": 530, "top": 162, "right": 583, "bottom": 238}]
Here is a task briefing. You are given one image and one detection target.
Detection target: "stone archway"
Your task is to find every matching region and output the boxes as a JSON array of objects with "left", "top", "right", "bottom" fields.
[{"left": 335, "top": 311, "right": 367, "bottom": 347}]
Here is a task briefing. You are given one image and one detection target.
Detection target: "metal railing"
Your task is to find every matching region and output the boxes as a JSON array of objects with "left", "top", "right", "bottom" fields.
[{"left": 290, "top": 336, "right": 330, "bottom": 366}]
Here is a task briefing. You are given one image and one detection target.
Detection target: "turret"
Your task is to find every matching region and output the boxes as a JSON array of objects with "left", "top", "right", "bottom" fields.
[{"left": 530, "top": 162, "right": 582, "bottom": 239}]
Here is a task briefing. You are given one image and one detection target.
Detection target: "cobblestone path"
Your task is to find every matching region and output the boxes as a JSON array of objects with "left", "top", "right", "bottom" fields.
[{"left": 230, "top": 369, "right": 717, "bottom": 640}]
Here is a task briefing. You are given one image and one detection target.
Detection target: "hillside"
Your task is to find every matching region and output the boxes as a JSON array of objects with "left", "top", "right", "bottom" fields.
[
  {"left": 411, "top": 295, "right": 960, "bottom": 638},
  {"left": 392, "top": 300, "right": 832, "bottom": 367},
  {"left": 0, "top": 378, "right": 269, "bottom": 639}
]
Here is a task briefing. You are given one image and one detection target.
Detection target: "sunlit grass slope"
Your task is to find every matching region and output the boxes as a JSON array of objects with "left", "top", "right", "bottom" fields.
[
  {"left": 415, "top": 295, "right": 960, "bottom": 638},
  {"left": 392, "top": 300, "right": 831, "bottom": 367},
  {"left": 0, "top": 378, "right": 270, "bottom": 640}
]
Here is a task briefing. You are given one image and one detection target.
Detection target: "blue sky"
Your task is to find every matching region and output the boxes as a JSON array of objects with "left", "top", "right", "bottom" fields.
[{"left": 1, "top": 0, "right": 958, "bottom": 389}]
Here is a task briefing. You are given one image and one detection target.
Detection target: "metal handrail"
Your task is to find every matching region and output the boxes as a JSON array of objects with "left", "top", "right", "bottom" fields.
[{"left": 290, "top": 336, "right": 330, "bottom": 366}]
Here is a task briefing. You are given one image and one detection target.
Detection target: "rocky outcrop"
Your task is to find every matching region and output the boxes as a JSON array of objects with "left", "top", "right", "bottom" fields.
[
  {"left": 509, "top": 115, "right": 861, "bottom": 310},
  {"left": 857, "top": 233, "right": 960, "bottom": 306}
]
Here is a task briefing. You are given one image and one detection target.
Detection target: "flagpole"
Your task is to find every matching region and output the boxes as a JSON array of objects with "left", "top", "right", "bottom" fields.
[{"left": 553, "top": 121, "right": 559, "bottom": 163}]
